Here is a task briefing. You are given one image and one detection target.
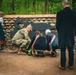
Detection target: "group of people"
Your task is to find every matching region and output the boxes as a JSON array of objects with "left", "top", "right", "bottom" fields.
[
  {"left": 0, "top": 0, "right": 76, "bottom": 70},
  {"left": 12, "top": 24, "right": 58, "bottom": 57},
  {"left": 27, "top": 29, "right": 58, "bottom": 57}
]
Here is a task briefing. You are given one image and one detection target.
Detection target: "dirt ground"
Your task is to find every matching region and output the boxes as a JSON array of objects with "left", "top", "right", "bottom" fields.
[{"left": 0, "top": 47, "right": 76, "bottom": 75}]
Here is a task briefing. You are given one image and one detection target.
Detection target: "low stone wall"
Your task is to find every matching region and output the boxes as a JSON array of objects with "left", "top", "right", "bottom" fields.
[{"left": 3, "top": 14, "right": 56, "bottom": 45}]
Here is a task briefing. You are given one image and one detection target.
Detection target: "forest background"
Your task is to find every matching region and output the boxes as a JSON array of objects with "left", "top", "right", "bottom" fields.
[{"left": 0, "top": 0, "right": 76, "bottom": 15}]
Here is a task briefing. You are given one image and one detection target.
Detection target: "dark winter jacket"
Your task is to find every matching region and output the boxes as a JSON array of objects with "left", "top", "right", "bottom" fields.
[
  {"left": 0, "top": 23, "right": 5, "bottom": 40},
  {"left": 0, "top": 23, "right": 6, "bottom": 44},
  {"left": 46, "top": 32, "right": 58, "bottom": 50},
  {"left": 56, "top": 7, "right": 76, "bottom": 48},
  {"left": 28, "top": 35, "right": 47, "bottom": 50}
]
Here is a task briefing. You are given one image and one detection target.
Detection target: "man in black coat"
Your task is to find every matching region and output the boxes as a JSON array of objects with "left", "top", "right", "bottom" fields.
[{"left": 56, "top": 0, "right": 76, "bottom": 70}]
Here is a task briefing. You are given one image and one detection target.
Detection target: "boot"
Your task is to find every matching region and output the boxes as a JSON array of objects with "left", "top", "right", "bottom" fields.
[
  {"left": 32, "top": 51, "right": 35, "bottom": 55},
  {"left": 17, "top": 48, "right": 26, "bottom": 55},
  {"left": 49, "top": 49, "right": 52, "bottom": 54}
]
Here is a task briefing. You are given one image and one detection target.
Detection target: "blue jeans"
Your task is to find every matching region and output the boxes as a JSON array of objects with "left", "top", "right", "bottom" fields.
[{"left": 60, "top": 47, "right": 74, "bottom": 67}]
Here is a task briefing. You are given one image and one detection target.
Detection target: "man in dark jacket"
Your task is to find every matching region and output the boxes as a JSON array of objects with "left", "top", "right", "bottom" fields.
[{"left": 56, "top": 0, "right": 76, "bottom": 70}]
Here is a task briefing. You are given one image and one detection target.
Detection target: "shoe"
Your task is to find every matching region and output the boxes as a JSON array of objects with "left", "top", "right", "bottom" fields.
[
  {"left": 21, "top": 49, "right": 27, "bottom": 53},
  {"left": 0, "top": 48, "right": 3, "bottom": 50},
  {"left": 35, "top": 51, "right": 38, "bottom": 55},
  {"left": 17, "top": 51, "right": 26, "bottom": 55},
  {"left": 49, "top": 50, "right": 52, "bottom": 54},
  {"left": 35, "top": 51, "right": 38, "bottom": 57},
  {"left": 35, "top": 51, "right": 45, "bottom": 57},
  {"left": 50, "top": 51, "right": 57, "bottom": 57},
  {"left": 0, "top": 45, "right": 3, "bottom": 50},
  {"left": 58, "top": 65, "right": 65, "bottom": 70},
  {"left": 38, "top": 51, "right": 45, "bottom": 57},
  {"left": 32, "top": 51, "right": 35, "bottom": 55},
  {"left": 67, "top": 66, "right": 73, "bottom": 69}
]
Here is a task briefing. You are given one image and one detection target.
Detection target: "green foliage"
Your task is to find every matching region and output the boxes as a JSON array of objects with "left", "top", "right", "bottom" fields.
[
  {"left": 49, "top": 2, "right": 62, "bottom": 14},
  {"left": 0, "top": 0, "right": 73, "bottom": 15}
]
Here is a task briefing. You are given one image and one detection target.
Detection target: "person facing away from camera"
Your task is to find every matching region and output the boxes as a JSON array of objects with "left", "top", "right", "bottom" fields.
[
  {"left": 27, "top": 30, "right": 47, "bottom": 55},
  {"left": 12, "top": 24, "right": 33, "bottom": 55},
  {"left": 45, "top": 29, "right": 58, "bottom": 57},
  {"left": 56, "top": 0, "right": 76, "bottom": 70}
]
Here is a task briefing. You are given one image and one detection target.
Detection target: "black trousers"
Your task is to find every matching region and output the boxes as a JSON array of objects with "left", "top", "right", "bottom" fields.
[
  {"left": 60, "top": 47, "right": 74, "bottom": 67},
  {"left": 47, "top": 45, "right": 59, "bottom": 51},
  {"left": 0, "top": 44, "right": 3, "bottom": 50}
]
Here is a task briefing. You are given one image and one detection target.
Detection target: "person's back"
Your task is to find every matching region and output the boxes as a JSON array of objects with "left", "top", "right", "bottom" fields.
[
  {"left": 58, "top": 7, "right": 75, "bottom": 26},
  {"left": 12, "top": 28, "right": 27, "bottom": 40},
  {"left": 27, "top": 30, "right": 47, "bottom": 56},
  {"left": 56, "top": 2, "right": 76, "bottom": 48},
  {"left": 46, "top": 32, "right": 58, "bottom": 47},
  {"left": 34, "top": 35, "right": 47, "bottom": 50},
  {"left": 56, "top": 0, "right": 76, "bottom": 70},
  {"left": 28, "top": 30, "right": 47, "bottom": 50}
]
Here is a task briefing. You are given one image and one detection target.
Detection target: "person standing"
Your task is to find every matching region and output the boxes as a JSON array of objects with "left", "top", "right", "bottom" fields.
[
  {"left": 0, "top": 11, "right": 6, "bottom": 50},
  {"left": 56, "top": 0, "right": 76, "bottom": 70}
]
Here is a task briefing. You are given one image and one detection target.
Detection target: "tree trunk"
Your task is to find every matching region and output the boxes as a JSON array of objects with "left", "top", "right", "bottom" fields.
[
  {"left": 33, "top": 0, "right": 36, "bottom": 14},
  {"left": 72, "top": 0, "right": 76, "bottom": 11},
  {"left": 0, "top": 0, "right": 2, "bottom": 10},
  {"left": 12, "top": 0, "right": 15, "bottom": 14},
  {"left": 44, "top": 0, "right": 49, "bottom": 14},
  {"left": 27, "top": 0, "right": 29, "bottom": 14}
]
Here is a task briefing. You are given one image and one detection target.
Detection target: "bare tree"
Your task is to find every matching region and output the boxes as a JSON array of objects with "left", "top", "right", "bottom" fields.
[{"left": 44, "top": 0, "right": 49, "bottom": 14}]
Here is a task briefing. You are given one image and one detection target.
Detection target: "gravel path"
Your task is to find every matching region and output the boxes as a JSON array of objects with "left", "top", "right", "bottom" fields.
[{"left": 0, "top": 48, "right": 76, "bottom": 75}]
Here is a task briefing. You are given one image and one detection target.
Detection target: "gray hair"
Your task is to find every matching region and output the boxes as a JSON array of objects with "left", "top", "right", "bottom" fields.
[
  {"left": 26, "top": 24, "right": 33, "bottom": 31},
  {"left": 26, "top": 24, "right": 32, "bottom": 28},
  {"left": 62, "top": 0, "right": 70, "bottom": 6},
  {"left": 45, "top": 29, "right": 51, "bottom": 35}
]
